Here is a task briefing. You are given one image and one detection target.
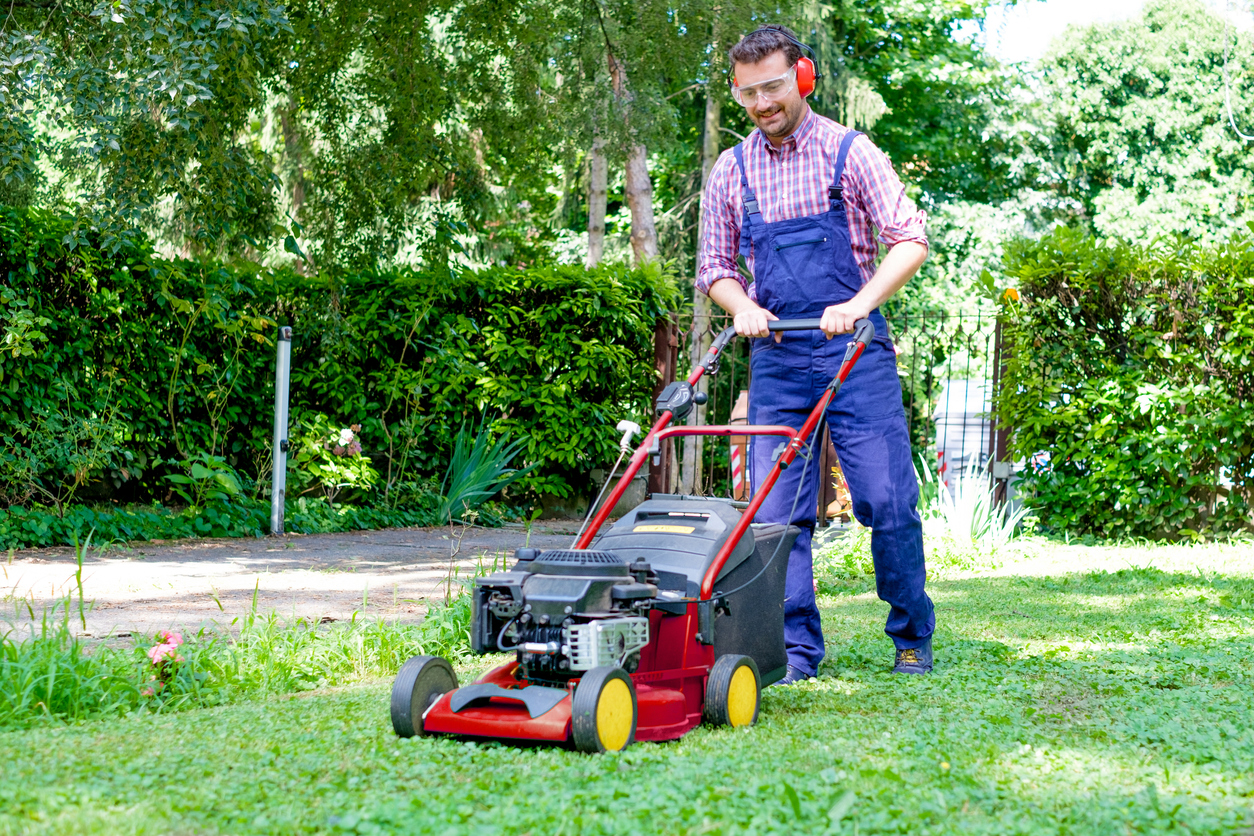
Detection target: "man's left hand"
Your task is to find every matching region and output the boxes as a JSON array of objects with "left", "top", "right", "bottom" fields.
[{"left": 820, "top": 300, "right": 872, "bottom": 339}]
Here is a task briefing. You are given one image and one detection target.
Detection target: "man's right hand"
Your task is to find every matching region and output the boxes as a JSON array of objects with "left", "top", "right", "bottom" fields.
[
  {"left": 707, "top": 278, "right": 782, "bottom": 342},
  {"left": 733, "top": 304, "right": 781, "bottom": 341}
]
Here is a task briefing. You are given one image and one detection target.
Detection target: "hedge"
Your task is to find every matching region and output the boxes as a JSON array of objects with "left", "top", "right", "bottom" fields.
[
  {"left": 996, "top": 226, "right": 1254, "bottom": 539},
  {"left": 0, "top": 207, "right": 679, "bottom": 519}
]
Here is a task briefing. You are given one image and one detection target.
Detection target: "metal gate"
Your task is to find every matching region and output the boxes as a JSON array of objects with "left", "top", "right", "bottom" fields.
[{"left": 651, "top": 306, "right": 1005, "bottom": 508}]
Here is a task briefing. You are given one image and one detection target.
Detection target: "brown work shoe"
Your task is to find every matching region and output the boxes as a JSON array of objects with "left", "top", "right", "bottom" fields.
[{"left": 893, "top": 638, "right": 933, "bottom": 674}]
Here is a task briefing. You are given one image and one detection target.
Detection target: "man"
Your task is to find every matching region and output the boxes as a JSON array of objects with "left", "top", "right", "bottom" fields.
[{"left": 698, "top": 25, "right": 935, "bottom": 681}]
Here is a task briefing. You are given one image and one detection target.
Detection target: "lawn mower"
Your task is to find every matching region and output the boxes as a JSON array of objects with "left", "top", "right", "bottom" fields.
[{"left": 389, "top": 317, "right": 876, "bottom": 753}]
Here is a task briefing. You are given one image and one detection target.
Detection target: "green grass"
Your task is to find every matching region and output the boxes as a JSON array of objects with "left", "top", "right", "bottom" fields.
[
  {"left": 1, "top": 538, "right": 1253, "bottom": 835},
  {"left": 0, "top": 596, "right": 474, "bottom": 728}
]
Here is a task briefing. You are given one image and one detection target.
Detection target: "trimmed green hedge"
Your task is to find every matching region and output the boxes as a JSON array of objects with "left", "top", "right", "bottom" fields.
[
  {"left": 0, "top": 208, "right": 678, "bottom": 525},
  {"left": 997, "top": 226, "right": 1254, "bottom": 539}
]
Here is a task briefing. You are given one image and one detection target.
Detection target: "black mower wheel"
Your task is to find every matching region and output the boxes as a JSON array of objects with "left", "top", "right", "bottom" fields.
[
  {"left": 390, "top": 655, "right": 458, "bottom": 738},
  {"left": 704, "top": 654, "right": 760, "bottom": 728},
  {"left": 570, "top": 666, "right": 637, "bottom": 753}
]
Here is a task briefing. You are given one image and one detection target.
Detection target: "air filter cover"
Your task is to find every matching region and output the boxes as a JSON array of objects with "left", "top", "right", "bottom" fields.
[{"left": 530, "top": 549, "right": 629, "bottom": 577}]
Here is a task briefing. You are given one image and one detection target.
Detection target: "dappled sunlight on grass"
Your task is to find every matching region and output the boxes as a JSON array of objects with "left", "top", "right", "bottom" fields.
[{"left": 2, "top": 538, "right": 1253, "bottom": 834}]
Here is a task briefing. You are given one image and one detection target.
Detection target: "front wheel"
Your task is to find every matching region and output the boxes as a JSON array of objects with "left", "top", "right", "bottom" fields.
[
  {"left": 704, "top": 654, "right": 760, "bottom": 728},
  {"left": 570, "top": 666, "right": 637, "bottom": 753},
  {"left": 390, "top": 655, "right": 458, "bottom": 738}
]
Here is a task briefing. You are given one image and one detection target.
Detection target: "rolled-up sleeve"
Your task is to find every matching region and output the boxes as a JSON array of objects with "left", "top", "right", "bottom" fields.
[
  {"left": 696, "top": 150, "right": 747, "bottom": 296},
  {"left": 844, "top": 135, "right": 928, "bottom": 250}
]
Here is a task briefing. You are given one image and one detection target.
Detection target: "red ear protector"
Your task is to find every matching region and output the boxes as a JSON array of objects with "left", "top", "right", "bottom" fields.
[
  {"left": 795, "top": 54, "right": 817, "bottom": 98},
  {"left": 731, "top": 26, "right": 822, "bottom": 99}
]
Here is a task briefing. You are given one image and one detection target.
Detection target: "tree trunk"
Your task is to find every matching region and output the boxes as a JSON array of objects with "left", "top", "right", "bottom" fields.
[
  {"left": 623, "top": 143, "right": 660, "bottom": 265},
  {"left": 679, "top": 83, "right": 722, "bottom": 495},
  {"left": 586, "top": 133, "right": 608, "bottom": 268},
  {"left": 277, "top": 93, "right": 313, "bottom": 273},
  {"left": 604, "top": 47, "right": 659, "bottom": 266}
]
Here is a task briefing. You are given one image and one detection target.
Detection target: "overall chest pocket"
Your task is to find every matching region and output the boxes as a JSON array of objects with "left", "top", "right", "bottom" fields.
[{"left": 770, "top": 230, "right": 834, "bottom": 284}]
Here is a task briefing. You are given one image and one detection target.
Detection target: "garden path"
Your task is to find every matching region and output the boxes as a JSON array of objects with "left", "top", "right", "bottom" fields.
[{"left": 1, "top": 522, "right": 582, "bottom": 639}]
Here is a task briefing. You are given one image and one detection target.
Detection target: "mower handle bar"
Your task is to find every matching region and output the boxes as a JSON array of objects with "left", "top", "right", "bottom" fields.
[
  {"left": 766, "top": 317, "right": 876, "bottom": 344},
  {"left": 575, "top": 316, "right": 876, "bottom": 553},
  {"left": 707, "top": 316, "right": 874, "bottom": 359}
]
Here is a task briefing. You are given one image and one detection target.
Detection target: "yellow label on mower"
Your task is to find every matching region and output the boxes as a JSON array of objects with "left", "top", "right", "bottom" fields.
[{"left": 633, "top": 524, "right": 695, "bottom": 534}]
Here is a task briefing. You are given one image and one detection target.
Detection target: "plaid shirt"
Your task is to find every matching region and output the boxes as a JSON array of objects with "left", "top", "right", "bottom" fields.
[{"left": 697, "top": 108, "right": 927, "bottom": 298}]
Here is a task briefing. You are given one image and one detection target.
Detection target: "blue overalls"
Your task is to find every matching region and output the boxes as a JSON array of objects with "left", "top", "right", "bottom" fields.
[{"left": 734, "top": 131, "right": 935, "bottom": 677}]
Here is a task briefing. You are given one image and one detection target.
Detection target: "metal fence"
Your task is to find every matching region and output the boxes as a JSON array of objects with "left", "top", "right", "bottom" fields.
[{"left": 648, "top": 306, "right": 1005, "bottom": 512}]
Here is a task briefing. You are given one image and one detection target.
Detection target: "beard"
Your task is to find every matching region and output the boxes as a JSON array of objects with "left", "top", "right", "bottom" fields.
[{"left": 751, "top": 101, "right": 804, "bottom": 141}]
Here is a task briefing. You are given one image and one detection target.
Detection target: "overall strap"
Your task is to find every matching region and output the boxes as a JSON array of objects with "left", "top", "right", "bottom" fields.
[
  {"left": 733, "top": 141, "right": 760, "bottom": 259},
  {"left": 829, "top": 130, "right": 862, "bottom": 207}
]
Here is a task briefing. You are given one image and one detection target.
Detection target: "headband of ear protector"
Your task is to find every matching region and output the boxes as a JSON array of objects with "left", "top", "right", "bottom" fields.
[{"left": 732, "top": 26, "right": 822, "bottom": 99}]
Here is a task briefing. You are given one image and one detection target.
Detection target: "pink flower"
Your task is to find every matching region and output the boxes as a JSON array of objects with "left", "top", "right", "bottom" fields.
[
  {"left": 141, "top": 686, "right": 154, "bottom": 697},
  {"left": 347, "top": 440, "right": 362, "bottom": 456},
  {"left": 147, "top": 642, "right": 183, "bottom": 665},
  {"left": 333, "top": 445, "right": 346, "bottom": 456},
  {"left": 157, "top": 630, "right": 183, "bottom": 648}
]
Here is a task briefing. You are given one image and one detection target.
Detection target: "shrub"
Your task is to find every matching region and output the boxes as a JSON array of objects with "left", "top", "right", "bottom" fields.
[
  {"left": 0, "top": 207, "right": 679, "bottom": 529},
  {"left": 995, "top": 226, "right": 1254, "bottom": 539}
]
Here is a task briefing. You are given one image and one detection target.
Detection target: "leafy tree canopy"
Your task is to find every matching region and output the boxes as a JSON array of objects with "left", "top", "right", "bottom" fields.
[
  {"left": 1, "top": 0, "right": 289, "bottom": 253},
  {"left": 2, "top": 0, "right": 1022, "bottom": 271},
  {"left": 1025, "top": 0, "right": 1254, "bottom": 243}
]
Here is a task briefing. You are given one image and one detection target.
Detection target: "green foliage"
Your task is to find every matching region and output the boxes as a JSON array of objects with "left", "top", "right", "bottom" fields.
[
  {"left": 164, "top": 454, "right": 244, "bottom": 511},
  {"left": 813, "top": 522, "right": 875, "bottom": 595},
  {"left": 1024, "top": 0, "right": 1254, "bottom": 243},
  {"left": 0, "top": 0, "right": 291, "bottom": 253},
  {"left": 0, "top": 403, "right": 126, "bottom": 516},
  {"left": 923, "top": 477, "right": 1029, "bottom": 571},
  {"left": 0, "top": 491, "right": 477, "bottom": 550},
  {"left": 807, "top": 0, "right": 1018, "bottom": 204},
  {"left": 0, "top": 288, "right": 50, "bottom": 358},
  {"left": 996, "top": 226, "right": 1254, "bottom": 539},
  {"left": 437, "top": 422, "right": 535, "bottom": 523},
  {"left": 294, "top": 259, "right": 680, "bottom": 499},
  {"left": 288, "top": 416, "right": 379, "bottom": 504},
  {"left": 0, "top": 207, "right": 676, "bottom": 530}
]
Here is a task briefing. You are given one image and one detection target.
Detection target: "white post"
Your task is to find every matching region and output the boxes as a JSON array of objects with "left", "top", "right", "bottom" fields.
[{"left": 270, "top": 326, "right": 293, "bottom": 535}]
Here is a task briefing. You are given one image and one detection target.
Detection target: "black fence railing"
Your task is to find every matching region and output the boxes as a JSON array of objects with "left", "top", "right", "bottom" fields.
[{"left": 653, "top": 307, "right": 1004, "bottom": 508}]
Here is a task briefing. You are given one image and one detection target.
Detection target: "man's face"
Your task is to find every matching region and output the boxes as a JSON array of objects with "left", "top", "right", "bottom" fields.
[{"left": 732, "top": 50, "right": 807, "bottom": 144}]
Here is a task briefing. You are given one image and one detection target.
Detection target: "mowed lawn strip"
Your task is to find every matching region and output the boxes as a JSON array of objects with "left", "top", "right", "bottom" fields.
[{"left": 1, "top": 540, "right": 1252, "bottom": 836}]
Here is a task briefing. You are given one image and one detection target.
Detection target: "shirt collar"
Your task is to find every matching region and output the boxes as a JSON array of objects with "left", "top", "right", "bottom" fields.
[{"left": 757, "top": 106, "right": 817, "bottom": 156}]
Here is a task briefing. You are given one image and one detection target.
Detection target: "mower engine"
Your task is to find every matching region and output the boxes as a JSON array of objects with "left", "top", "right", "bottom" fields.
[{"left": 470, "top": 549, "right": 659, "bottom": 684}]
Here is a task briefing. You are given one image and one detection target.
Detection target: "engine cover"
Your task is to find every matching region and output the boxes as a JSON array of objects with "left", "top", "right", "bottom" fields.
[{"left": 470, "top": 548, "right": 658, "bottom": 682}]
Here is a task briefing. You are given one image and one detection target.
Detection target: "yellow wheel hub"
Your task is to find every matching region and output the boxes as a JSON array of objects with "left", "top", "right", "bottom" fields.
[
  {"left": 726, "top": 665, "right": 758, "bottom": 727},
  {"left": 596, "top": 677, "right": 634, "bottom": 751}
]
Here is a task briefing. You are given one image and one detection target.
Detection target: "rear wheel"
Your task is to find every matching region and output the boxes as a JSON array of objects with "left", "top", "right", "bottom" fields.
[
  {"left": 390, "top": 655, "right": 457, "bottom": 738},
  {"left": 704, "top": 654, "right": 760, "bottom": 728},
  {"left": 571, "top": 666, "right": 637, "bottom": 753}
]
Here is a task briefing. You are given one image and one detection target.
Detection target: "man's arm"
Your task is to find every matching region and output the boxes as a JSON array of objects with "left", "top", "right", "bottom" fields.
[
  {"left": 820, "top": 135, "right": 928, "bottom": 338},
  {"left": 698, "top": 154, "right": 784, "bottom": 340},
  {"left": 708, "top": 277, "right": 780, "bottom": 340},
  {"left": 818, "top": 241, "right": 927, "bottom": 337}
]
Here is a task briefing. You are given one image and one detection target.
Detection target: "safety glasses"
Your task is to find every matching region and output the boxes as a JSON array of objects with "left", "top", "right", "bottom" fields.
[{"left": 731, "top": 66, "right": 797, "bottom": 107}]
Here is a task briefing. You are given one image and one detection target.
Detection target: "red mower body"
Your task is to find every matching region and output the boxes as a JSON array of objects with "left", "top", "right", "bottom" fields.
[
  {"left": 390, "top": 318, "right": 876, "bottom": 752},
  {"left": 422, "top": 605, "right": 714, "bottom": 744}
]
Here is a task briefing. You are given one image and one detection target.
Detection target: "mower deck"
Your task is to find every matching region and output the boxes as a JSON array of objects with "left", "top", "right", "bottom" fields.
[{"left": 423, "top": 606, "right": 714, "bottom": 744}]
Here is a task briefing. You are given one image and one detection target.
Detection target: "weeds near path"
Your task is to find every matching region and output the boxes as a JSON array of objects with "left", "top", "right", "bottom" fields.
[{"left": 0, "top": 590, "right": 474, "bottom": 730}]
